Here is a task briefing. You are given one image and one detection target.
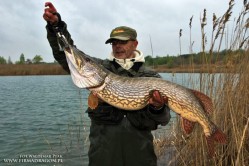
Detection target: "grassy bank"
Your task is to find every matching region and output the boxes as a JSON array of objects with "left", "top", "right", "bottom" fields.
[
  {"left": 153, "top": 63, "right": 235, "bottom": 73},
  {"left": 0, "top": 64, "right": 68, "bottom": 76}
]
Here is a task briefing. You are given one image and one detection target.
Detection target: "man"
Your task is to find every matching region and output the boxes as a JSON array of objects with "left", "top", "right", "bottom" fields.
[{"left": 43, "top": 2, "right": 171, "bottom": 166}]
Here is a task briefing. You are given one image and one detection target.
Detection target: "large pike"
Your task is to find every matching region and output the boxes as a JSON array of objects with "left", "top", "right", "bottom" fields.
[{"left": 55, "top": 30, "right": 226, "bottom": 157}]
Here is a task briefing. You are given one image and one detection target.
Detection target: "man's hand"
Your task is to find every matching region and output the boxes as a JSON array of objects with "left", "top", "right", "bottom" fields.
[
  {"left": 43, "top": 2, "right": 58, "bottom": 25},
  {"left": 149, "top": 90, "right": 166, "bottom": 109}
]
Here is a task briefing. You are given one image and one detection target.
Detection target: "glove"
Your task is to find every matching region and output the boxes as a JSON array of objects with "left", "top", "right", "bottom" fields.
[
  {"left": 43, "top": 2, "right": 59, "bottom": 25},
  {"left": 149, "top": 90, "right": 166, "bottom": 110}
]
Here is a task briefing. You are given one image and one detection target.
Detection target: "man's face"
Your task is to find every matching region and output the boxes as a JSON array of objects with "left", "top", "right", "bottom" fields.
[{"left": 111, "top": 40, "right": 138, "bottom": 59}]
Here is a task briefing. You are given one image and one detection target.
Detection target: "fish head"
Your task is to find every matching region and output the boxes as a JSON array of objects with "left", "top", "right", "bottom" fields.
[{"left": 64, "top": 46, "right": 107, "bottom": 89}]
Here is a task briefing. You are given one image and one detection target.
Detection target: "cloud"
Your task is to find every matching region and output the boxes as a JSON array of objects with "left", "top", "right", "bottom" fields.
[{"left": 0, "top": 0, "right": 245, "bottom": 62}]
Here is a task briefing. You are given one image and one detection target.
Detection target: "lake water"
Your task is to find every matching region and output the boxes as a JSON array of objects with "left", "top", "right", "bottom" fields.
[{"left": 0, "top": 73, "right": 197, "bottom": 166}]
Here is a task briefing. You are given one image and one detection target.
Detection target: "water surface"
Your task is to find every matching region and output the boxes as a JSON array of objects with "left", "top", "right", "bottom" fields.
[{"left": 0, "top": 73, "right": 192, "bottom": 165}]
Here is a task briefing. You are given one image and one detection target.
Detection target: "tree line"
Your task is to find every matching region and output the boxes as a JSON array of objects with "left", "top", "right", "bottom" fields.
[
  {"left": 145, "top": 49, "right": 245, "bottom": 68},
  {"left": 0, "top": 49, "right": 245, "bottom": 66},
  {"left": 0, "top": 53, "right": 44, "bottom": 64}
]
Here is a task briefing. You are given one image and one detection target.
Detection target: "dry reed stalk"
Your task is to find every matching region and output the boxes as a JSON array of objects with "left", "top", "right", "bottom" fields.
[
  {"left": 188, "top": 16, "right": 196, "bottom": 73},
  {"left": 179, "top": 29, "right": 182, "bottom": 56},
  {"left": 157, "top": 0, "right": 249, "bottom": 165},
  {"left": 235, "top": 117, "right": 249, "bottom": 165}
]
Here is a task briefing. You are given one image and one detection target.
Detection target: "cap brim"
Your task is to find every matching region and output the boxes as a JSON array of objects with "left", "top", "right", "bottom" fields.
[{"left": 105, "top": 36, "right": 130, "bottom": 44}]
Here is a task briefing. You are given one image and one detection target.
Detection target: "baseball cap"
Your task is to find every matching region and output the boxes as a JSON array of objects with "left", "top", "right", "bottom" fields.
[{"left": 105, "top": 26, "right": 137, "bottom": 44}]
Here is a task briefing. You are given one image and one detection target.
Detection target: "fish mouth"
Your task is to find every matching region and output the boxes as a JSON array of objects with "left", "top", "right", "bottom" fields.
[
  {"left": 64, "top": 47, "right": 83, "bottom": 72},
  {"left": 65, "top": 47, "right": 72, "bottom": 54}
]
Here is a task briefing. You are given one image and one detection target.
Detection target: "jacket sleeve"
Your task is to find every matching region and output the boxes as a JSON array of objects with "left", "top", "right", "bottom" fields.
[
  {"left": 46, "top": 16, "right": 104, "bottom": 73},
  {"left": 46, "top": 15, "right": 73, "bottom": 73}
]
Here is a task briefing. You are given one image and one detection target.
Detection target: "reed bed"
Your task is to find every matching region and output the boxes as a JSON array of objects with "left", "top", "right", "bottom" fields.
[
  {"left": 0, "top": 64, "right": 68, "bottom": 75},
  {"left": 156, "top": 0, "right": 249, "bottom": 165}
]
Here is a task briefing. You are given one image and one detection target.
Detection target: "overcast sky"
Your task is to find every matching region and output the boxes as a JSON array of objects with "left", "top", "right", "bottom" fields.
[{"left": 0, "top": 0, "right": 245, "bottom": 62}]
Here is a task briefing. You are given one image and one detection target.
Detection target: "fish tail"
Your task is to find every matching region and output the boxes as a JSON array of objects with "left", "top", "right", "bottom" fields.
[{"left": 205, "top": 128, "right": 227, "bottom": 158}]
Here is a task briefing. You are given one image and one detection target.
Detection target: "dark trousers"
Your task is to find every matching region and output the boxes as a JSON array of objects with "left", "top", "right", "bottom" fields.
[{"left": 88, "top": 117, "right": 157, "bottom": 166}]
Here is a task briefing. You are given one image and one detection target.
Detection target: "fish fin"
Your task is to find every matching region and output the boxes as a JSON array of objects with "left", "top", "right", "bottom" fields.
[
  {"left": 191, "top": 89, "right": 213, "bottom": 114},
  {"left": 205, "top": 135, "right": 216, "bottom": 158},
  {"left": 163, "top": 95, "right": 169, "bottom": 103},
  {"left": 205, "top": 128, "right": 227, "bottom": 158},
  {"left": 212, "top": 128, "right": 227, "bottom": 144},
  {"left": 88, "top": 92, "right": 99, "bottom": 109},
  {"left": 180, "top": 117, "right": 196, "bottom": 135}
]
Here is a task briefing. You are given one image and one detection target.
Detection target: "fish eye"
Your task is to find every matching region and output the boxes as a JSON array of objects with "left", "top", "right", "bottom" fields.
[{"left": 85, "top": 57, "right": 91, "bottom": 62}]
